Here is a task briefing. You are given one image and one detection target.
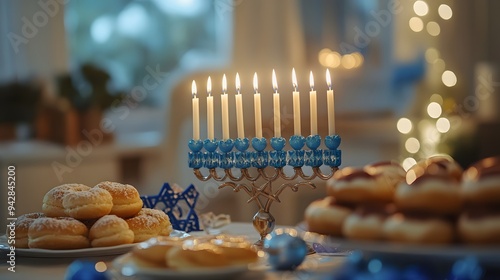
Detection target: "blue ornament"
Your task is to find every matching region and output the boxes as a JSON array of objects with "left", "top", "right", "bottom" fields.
[
  {"left": 251, "top": 137, "right": 267, "bottom": 151},
  {"left": 65, "top": 260, "right": 109, "bottom": 280},
  {"left": 264, "top": 231, "right": 308, "bottom": 270}
]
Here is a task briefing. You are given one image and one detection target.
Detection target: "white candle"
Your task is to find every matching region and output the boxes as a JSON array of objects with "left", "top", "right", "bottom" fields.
[
  {"left": 207, "top": 76, "right": 214, "bottom": 139},
  {"left": 191, "top": 80, "right": 200, "bottom": 140},
  {"left": 326, "top": 69, "right": 335, "bottom": 135},
  {"left": 253, "top": 72, "right": 262, "bottom": 138},
  {"left": 292, "top": 68, "right": 301, "bottom": 136},
  {"left": 221, "top": 74, "right": 229, "bottom": 140},
  {"left": 272, "top": 69, "right": 281, "bottom": 138},
  {"left": 235, "top": 73, "right": 245, "bottom": 138},
  {"left": 309, "top": 71, "right": 318, "bottom": 135}
]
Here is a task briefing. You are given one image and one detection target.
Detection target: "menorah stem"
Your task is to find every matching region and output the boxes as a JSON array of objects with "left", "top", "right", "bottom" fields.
[{"left": 252, "top": 209, "right": 275, "bottom": 247}]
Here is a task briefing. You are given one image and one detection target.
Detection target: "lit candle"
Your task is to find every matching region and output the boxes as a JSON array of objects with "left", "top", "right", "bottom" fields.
[
  {"left": 253, "top": 72, "right": 262, "bottom": 138},
  {"left": 191, "top": 80, "right": 200, "bottom": 140},
  {"left": 292, "top": 68, "right": 301, "bottom": 136},
  {"left": 221, "top": 74, "right": 229, "bottom": 140},
  {"left": 207, "top": 76, "right": 214, "bottom": 139},
  {"left": 309, "top": 71, "right": 318, "bottom": 135},
  {"left": 272, "top": 69, "right": 281, "bottom": 138},
  {"left": 235, "top": 73, "right": 245, "bottom": 138},
  {"left": 326, "top": 69, "right": 335, "bottom": 135}
]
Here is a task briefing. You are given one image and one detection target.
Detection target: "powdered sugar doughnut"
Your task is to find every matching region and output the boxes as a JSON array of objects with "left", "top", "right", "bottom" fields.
[
  {"left": 364, "top": 161, "right": 406, "bottom": 189},
  {"left": 11, "top": 212, "right": 45, "bottom": 248},
  {"left": 42, "top": 184, "right": 90, "bottom": 217},
  {"left": 342, "top": 203, "right": 396, "bottom": 240},
  {"left": 126, "top": 208, "right": 172, "bottom": 242},
  {"left": 28, "top": 217, "right": 89, "bottom": 249},
  {"left": 94, "top": 181, "right": 143, "bottom": 218},
  {"left": 89, "top": 215, "right": 135, "bottom": 247},
  {"left": 462, "top": 156, "right": 500, "bottom": 205},
  {"left": 62, "top": 187, "right": 113, "bottom": 219}
]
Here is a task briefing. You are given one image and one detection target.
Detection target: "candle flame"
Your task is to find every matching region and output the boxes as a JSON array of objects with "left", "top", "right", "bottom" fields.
[
  {"left": 222, "top": 74, "right": 227, "bottom": 94},
  {"left": 309, "top": 71, "right": 314, "bottom": 90},
  {"left": 191, "top": 80, "right": 197, "bottom": 97},
  {"left": 253, "top": 72, "right": 258, "bottom": 93},
  {"left": 235, "top": 72, "right": 241, "bottom": 94},
  {"left": 207, "top": 76, "right": 212, "bottom": 96},
  {"left": 272, "top": 69, "right": 278, "bottom": 93},
  {"left": 326, "top": 69, "right": 332, "bottom": 90},
  {"left": 292, "top": 68, "right": 297, "bottom": 91}
]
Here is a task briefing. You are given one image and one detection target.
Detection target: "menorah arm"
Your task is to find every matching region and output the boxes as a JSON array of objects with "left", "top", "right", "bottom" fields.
[{"left": 193, "top": 169, "right": 212, "bottom": 181}]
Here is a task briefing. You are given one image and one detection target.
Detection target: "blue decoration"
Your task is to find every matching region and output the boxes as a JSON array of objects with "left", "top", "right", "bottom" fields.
[
  {"left": 251, "top": 137, "right": 267, "bottom": 151},
  {"left": 188, "top": 139, "right": 203, "bottom": 152},
  {"left": 288, "top": 135, "right": 306, "bottom": 167},
  {"left": 188, "top": 152, "right": 203, "bottom": 169},
  {"left": 203, "top": 152, "right": 219, "bottom": 169},
  {"left": 324, "top": 135, "right": 341, "bottom": 150},
  {"left": 289, "top": 135, "right": 306, "bottom": 150},
  {"left": 251, "top": 151, "right": 269, "bottom": 168},
  {"left": 270, "top": 137, "right": 286, "bottom": 168},
  {"left": 305, "top": 135, "right": 321, "bottom": 150},
  {"left": 65, "top": 260, "right": 109, "bottom": 280},
  {"left": 305, "top": 135, "right": 322, "bottom": 167},
  {"left": 218, "top": 139, "right": 235, "bottom": 153},
  {"left": 141, "top": 183, "right": 201, "bottom": 232},
  {"left": 323, "top": 149, "right": 341, "bottom": 167},
  {"left": 264, "top": 231, "right": 308, "bottom": 271},
  {"left": 218, "top": 151, "right": 234, "bottom": 169},
  {"left": 235, "top": 151, "right": 251, "bottom": 168},
  {"left": 203, "top": 138, "right": 218, "bottom": 152},
  {"left": 235, "top": 137, "right": 250, "bottom": 151}
]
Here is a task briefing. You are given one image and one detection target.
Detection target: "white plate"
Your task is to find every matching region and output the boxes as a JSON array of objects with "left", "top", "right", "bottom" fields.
[
  {"left": 297, "top": 222, "right": 500, "bottom": 265},
  {"left": 0, "top": 230, "right": 190, "bottom": 258},
  {"left": 113, "top": 253, "right": 251, "bottom": 280}
]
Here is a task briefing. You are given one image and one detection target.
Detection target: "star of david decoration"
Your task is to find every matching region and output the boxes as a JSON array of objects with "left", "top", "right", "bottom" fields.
[{"left": 140, "top": 183, "right": 201, "bottom": 232}]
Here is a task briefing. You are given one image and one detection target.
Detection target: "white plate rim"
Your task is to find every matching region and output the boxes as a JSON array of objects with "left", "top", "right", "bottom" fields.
[
  {"left": 0, "top": 230, "right": 190, "bottom": 258},
  {"left": 113, "top": 253, "right": 250, "bottom": 279}
]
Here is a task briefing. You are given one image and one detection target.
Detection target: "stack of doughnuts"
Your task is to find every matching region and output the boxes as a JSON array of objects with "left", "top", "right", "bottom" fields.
[
  {"left": 305, "top": 155, "right": 500, "bottom": 245},
  {"left": 127, "top": 235, "right": 259, "bottom": 269},
  {"left": 12, "top": 181, "right": 173, "bottom": 250}
]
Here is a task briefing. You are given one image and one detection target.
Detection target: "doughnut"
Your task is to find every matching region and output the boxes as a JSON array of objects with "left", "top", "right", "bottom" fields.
[
  {"left": 11, "top": 213, "right": 45, "bottom": 248},
  {"left": 89, "top": 215, "right": 135, "bottom": 247},
  {"left": 383, "top": 213, "right": 454, "bottom": 244},
  {"left": 410, "top": 155, "right": 463, "bottom": 182},
  {"left": 396, "top": 173, "right": 462, "bottom": 215},
  {"left": 62, "top": 187, "right": 113, "bottom": 219},
  {"left": 94, "top": 181, "right": 143, "bottom": 218},
  {"left": 28, "top": 217, "right": 89, "bottom": 249},
  {"left": 364, "top": 161, "right": 406, "bottom": 189},
  {"left": 166, "top": 243, "right": 231, "bottom": 269},
  {"left": 304, "top": 196, "right": 353, "bottom": 236},
  {"left": 42, "top": 184, "right": 90, "bottom": 217},
  {"left": 458, "top": 207, "right": 500, "bottom": 244},
  {"left": 131, "top": 236, "right": 188, "bottom": 267},
  {"left": 342, "top": 203, "right": 396, "bottom": 241},
  {"left": 326, "top": 167, "right": 393, "bottom": 203},
  {"left": 208, "top": 235, "right": 258, "bottom": 265},
  {"left": 126, "top": 208, "right": 172, "bottom": 242},
  {"left": 462, "top": 156, "right": 500, "bottom": 205}
]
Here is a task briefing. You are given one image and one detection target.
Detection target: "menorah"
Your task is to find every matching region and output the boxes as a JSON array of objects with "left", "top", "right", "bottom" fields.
[{"left": 188, "top": 134, "right": 341, "bottom": 246}]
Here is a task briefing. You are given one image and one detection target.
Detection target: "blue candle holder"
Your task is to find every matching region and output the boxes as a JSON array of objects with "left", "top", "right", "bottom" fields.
[
  {"left": 188, "top": 139, "right": 203, "bottom": 169},
  {"left": 203, "top": 139, "right": 219, "bottom": 169},
  {"left": 323, "top": 135, "right": 342, "bottom": 167},
  {"left": 234, "top": 137, "right": 251, "bottom": 169},
  {"left": 287, "top": 135, "right": 306, "bottom": 167},
  {"left": 305, "top": 135, "right": 323, "bottom": 167},
  {"left": 251, "top": 137, "right": 268, "bottom": 168},
  {"left": 218, "top": 139, "right": 235, "bottom": 169},
  {"left": 270, "top": 137, "right": 287, "bottom": 168}
]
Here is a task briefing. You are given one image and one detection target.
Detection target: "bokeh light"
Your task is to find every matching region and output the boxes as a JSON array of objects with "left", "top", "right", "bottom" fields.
[
  {"left": 442, "top": 70, "right": 457, "bottom": 87},
  {"left": 436, "top": 117, "right": 451, "bottom": 133},
  {"left": 426, "top": 21, "right": 441, "bottom": 36},
  {"left": 341, "top": 54, "right": 356, "bottom": 69},
  {"left": 397, "top": 118, "right": 413, "bottom": 134},
  {"left": 413, "top": 1, "right": 429, "bottom": 16},
  {"left": 405, "top": 137, "right": 421, "bottom": 154},
  {"left": 402, "top": 157, "right": 417, "bottom": 171},
  {"left": 409, "top": 17, "right": 424, "bottom": 32},
  {"left": 438, "top": 4, "right": 453, "bottom": 20},
  {"left": 430, "top": 93, "right": 443, "bottom": 104},
  {"left": 425, "top": 48, "right": 440, "bottom": 63},
  {"left": 427, "top": 102, "right": 442, "bottom": 118}
]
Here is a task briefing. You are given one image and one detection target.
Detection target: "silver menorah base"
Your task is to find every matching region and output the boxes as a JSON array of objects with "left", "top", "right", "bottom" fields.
[{"left": 193, "top": 166, "right": 338, "bottom": 246}]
